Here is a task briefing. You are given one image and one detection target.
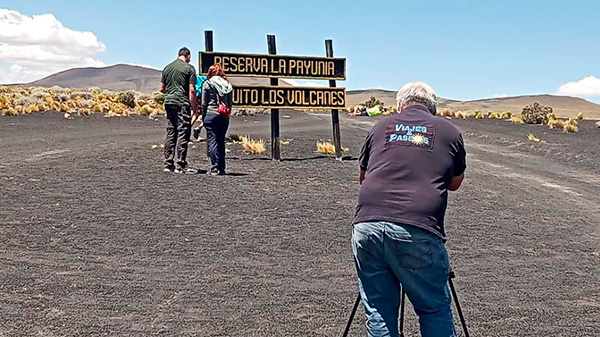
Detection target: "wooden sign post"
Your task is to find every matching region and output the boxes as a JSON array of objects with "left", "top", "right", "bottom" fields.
[
  {"left": 267, "top": 35, "right": 280, "bottom": 160},
  {"left": 326, "top": 39, "right": 342, "bottom": 160},
  {"left": 200, "top": 30, "right": 347, "bottom": 160}
]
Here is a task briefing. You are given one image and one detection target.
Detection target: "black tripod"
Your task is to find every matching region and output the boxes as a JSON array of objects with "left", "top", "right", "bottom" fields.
[{"left": 342, "top": 270, "right": 470, "bottom": 337}]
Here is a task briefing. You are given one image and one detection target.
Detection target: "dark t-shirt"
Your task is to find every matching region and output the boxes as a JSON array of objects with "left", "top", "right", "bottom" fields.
[
  {"left": 161, "top": 59, "right": 197, "bottom": 106},
  {"left": 354, "top": 105, "right": 467, "bottom": 240}
]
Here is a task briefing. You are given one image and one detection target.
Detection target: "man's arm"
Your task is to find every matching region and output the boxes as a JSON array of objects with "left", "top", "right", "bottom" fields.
[
  {"left": 358, "top": 132, "right": 372, "bottom": 185},
  {"left": 189, "top": 83, "right": 197, "bottom": 117},
  {"left": 201, "top": 82, "right": 209, "bottom": 119},
  {"left": 160, "top": 68, "right": 166, "bottom": 93},
  {"left": 449, "top": 133, "right": 467, "bottom": 191}
]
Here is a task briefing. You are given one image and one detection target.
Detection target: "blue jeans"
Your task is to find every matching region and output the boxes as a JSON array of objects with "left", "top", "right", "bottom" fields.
[
  {"left": 352, "top": 221, "right": 456, "bottom": 337},
  {"left": 203, "top": 113, "right": 229, "bottom": 173}
]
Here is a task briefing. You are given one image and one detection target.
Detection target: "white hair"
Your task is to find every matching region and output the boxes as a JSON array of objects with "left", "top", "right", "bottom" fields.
[{"left": 396, "top": 82, "right": 437, "bottom": 113}]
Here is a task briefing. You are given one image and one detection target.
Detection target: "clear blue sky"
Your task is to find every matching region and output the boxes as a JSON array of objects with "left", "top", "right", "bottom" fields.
[{"left": 2, "top": 0, "right": 600, "bottom": 102}]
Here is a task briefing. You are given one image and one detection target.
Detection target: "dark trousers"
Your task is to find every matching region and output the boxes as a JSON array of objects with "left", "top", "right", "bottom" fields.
[
  {"left": 164, "top": 104, "right": 191, "bottom": 169},
  {"left": 204, "top": 113, "right": 229, "bottom": 172}
]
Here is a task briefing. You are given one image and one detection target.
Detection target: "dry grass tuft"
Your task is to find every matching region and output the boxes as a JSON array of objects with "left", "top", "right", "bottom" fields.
[
  {"left": 527, "top": 133, "right": 541, "bottom": 142},
  {"left": 475, "top": 111, "right": 484, "bottom": 119},
  {"left": 440, "top": 109, "right": 455, "bottom": 118},
  {"left": 0, "top": 86, "right": 166, "bottom": 118},
  {"left": 488, "top": 112, "right": 500, "bottom": 119},
  {"left": 316, "top": 141, "right": 336, "bottom": 155},
  {"left": 576, "top": 112, "right": 584, "bottom": 120},
  {"left": 137, "top": 104, "right": 154, "bottom": 116},
  {"left": 510, "top": 115, "right": 525, "bottom": 124},
  {"left": 500, "top": 112, "right": 513, "bottom": 119},
  {"left": 564, "top": 123, "right": 578, "bottom": 133},
  {"left": 548, "top": 119, "right": 565, "bottom": 129},
  {"left": 78, "top": 108, "right": 91, "bottom": 116},
  {"left": 455, "top": 111, "right": 469, "bottom": 119},
  {"left": 241, "top": 136, "right": 266, "bottom": 155},
  {"left": 567, "top": 118, "right": 578, "bottom": 127},
  {"left": 3, "top": 107, "right": 18, "bottom": 116}
]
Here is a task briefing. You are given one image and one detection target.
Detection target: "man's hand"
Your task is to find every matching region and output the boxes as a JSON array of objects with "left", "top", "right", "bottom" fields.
[
  {"left": 359, "top": 169, "right": 366, "bottom": 185},
  {"left": 160, "top": 82, "right": 166, "bottom": 94},
  {"left": 191, "top": 109, "right": 202, "bottom": 126},
  {"left": 448, "top": 174, "right": 464, "bottom": 191}
]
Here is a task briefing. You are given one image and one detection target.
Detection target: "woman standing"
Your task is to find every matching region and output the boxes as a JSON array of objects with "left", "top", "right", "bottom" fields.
[{"left": 202, "top": 64, "right": 233, "bottom": 175}]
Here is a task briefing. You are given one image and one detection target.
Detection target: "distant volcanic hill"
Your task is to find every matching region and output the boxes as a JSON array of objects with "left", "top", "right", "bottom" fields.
[
  {"left": 28, "top": 64, "right": 162, "bottom": 93},
  {"left": 346, "top": 89, "right": 600, "bottom": 119},
  {"left": 16, "top": 65, "right": 600, "bottom": 118},
  {"left": 26, "top": 64, "right": 291, "bottom": 93}
]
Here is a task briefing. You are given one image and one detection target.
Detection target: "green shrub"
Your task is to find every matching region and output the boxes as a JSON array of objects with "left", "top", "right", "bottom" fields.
[
  {"left": 363, "top": 96, "right": 382, "bottom": 109},
  {"left": 117, "top": 91, "right": 136, "bottom": 108},
  {"left": 153, "top": 92, "right": 166, "bottom": 105}
]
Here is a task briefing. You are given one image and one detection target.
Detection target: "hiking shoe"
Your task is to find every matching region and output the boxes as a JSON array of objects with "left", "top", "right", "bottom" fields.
[
  {"left": 207, "top": 168, "right": 220, "bottom": 176},
  {"left": 164, "top": 167, "right": 175, "bottom": 173},
  {"left": 193, "top": 126, "right": 203, "bottom": 141},
  {"left": 175, "top": 167, "right": 198, "bottom": 174}
]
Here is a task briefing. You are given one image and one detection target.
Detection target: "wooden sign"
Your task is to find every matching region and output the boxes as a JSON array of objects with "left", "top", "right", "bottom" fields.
[
  {"left": 231, "top": 85, "right": 346, "bottom": 109},
  {"left": 200, "top": 52, "right": 346, "bottom": 80}
]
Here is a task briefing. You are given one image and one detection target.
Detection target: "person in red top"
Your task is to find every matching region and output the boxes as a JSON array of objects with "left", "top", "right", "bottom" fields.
[{"left": 352, "top": 82, "right": 466, "bottom": 337}]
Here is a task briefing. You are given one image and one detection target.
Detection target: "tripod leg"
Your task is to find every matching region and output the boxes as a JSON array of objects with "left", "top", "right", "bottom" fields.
[
  {"left": 399, "top": 285, "right": 406, "bottom": 337},
  {"left": 449, "top": 272, "right": 470, "bottom": 337},
  {"left": 342, "top": 294, "right": 361, "bottom": 337}
]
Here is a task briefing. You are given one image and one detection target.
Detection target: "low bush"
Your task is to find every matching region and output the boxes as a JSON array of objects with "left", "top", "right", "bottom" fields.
[
  {"left": 527, "top": 133, "right": 541, "bottom": 142},
  {"left": 241, "top": 136, "right": 266, "bottom": 155},
  {"left": 117, "top": 91, "right": 136, "bottom": 108},
  {"left": 510, "top": 115, "right": 524, "bottom": 124},
  {"left": 316, "top": 141, "right": 336, "bottom": 155},
  {"left": 564, "top": 124, "right": 578, "bottom": 133},
  {"left": 363, "top": 96, "right": 383, "bottom": 109}
]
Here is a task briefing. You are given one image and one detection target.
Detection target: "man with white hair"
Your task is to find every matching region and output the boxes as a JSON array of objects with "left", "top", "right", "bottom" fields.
[{"left": 352, "top": 82, "right": 466, "bottom": 337}]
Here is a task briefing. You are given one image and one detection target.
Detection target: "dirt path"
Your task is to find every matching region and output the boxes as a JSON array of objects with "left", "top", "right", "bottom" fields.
[{"left": 0, "top": 112, "right": 599, "bottom": 336}]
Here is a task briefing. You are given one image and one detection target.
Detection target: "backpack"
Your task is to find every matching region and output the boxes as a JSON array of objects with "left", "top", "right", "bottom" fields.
[{"left": 195, "top": 75, "right": 207, "bottom": 99}]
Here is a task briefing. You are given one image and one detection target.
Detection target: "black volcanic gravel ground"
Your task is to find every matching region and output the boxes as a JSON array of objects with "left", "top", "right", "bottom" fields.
[{"left": 0, "top": 111, "right": 599, "bottom": 336}]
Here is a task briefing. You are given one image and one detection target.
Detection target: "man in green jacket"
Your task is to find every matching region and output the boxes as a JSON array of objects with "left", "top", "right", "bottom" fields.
[{"left": 160, "top": 47, "right": 198, "bottom": 173}]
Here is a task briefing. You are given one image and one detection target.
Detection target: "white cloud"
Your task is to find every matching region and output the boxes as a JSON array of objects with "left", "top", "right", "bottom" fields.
[
  {"left": 492, "top": 93, "right": 508, "bottom": 98},
  {"left": 0, "top": 8, "right": 106, "bottom": 84},
  {"left": 125, "top": 63, "right": 160, "bottom": 70},
  {"left": 558, "top": 76, "right": 600, "bottom": 97}
]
